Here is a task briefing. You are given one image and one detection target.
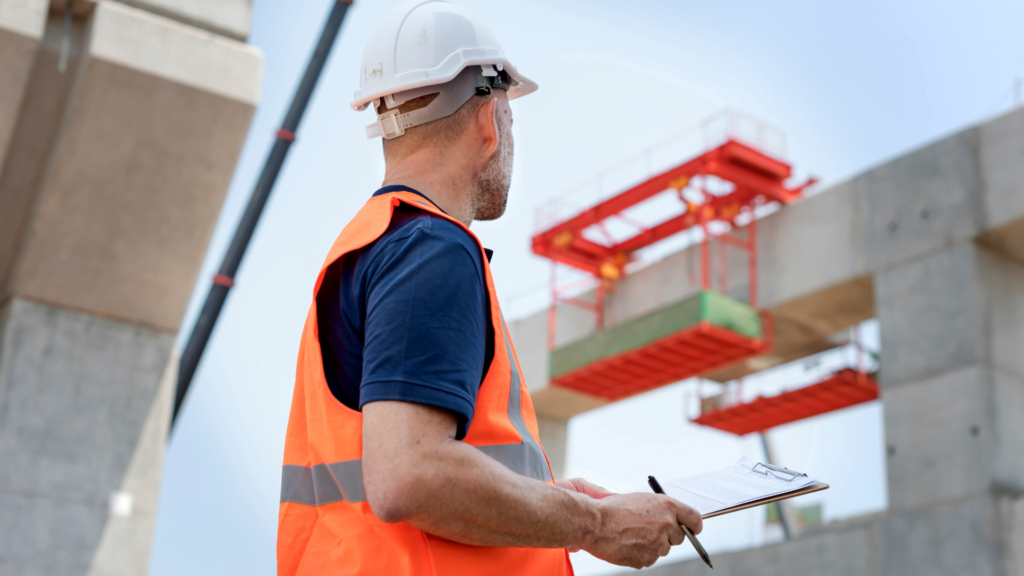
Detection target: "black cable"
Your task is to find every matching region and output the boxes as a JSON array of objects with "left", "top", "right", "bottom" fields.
[{"left": 171, "top": 0, "right": 353, "bottom": 430}]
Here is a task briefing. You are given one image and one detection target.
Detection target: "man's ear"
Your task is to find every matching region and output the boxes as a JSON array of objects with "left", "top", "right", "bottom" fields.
[{"left": 475, "top": 97, "right": 499, "bottom": 158}]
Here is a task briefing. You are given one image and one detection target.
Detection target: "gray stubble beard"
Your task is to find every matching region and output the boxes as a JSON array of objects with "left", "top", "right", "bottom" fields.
[{"left": 471, "top": 119, "right": 513, "bottom": 222}]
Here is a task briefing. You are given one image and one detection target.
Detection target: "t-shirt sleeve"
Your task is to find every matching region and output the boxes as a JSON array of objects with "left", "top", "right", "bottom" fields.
[{"left": 358, "top": 220, "right": 488, "bottom": 440}]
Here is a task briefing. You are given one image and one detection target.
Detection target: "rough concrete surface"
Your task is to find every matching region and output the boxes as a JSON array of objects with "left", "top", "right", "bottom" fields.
[
  {"left": 9, "top": 54, "right": 256, "bottom": 330},
  {"left": 879, "top": 495, "right": 1005, "bottom": 576},
  {"left": 0, "top": 27, "right": 38, "bottom": 176},
  {"left": 536, "top": 416, "right": 568, "bottom": 480},
  {"left": 0, "top": 13, "right": 89, "bottom": 295},
  {"left": 977, "top": 247, "right": 1024, "bottom": 383},
  {"left": 0, "top": 298, "right": 173, "bottom": 575},
  {"left": 862, "top": 126, "right": 984, "bottom": 273},
  {"left": 882, "top": 364, "right": 993, "bottom": 510},
  {"left": 0, "top": 0, "right": 46, "bottom": 38},
  {"left": 1002, "top": 495, "right": 1024, "bottom": 576},
  {"left": 759, "top": 177, "right": 868, "bottom": 308},
  {"left": 979, "top": 108, "right": 1024, "bottom": 232},
  {"left": 640, "top": 518, "right": 881, "bottom": 576},
  {"left": 117, "top": 0, "right": 251, "bottom": 40},
  {"left": 86, "top": 348, "right": 177, "bottom": 576},
  {"left": 874, "top": 243, "right": 986, "bottom": 387},
  {"left": 89, "top": 2, "right": 262, "bottom": 106}
]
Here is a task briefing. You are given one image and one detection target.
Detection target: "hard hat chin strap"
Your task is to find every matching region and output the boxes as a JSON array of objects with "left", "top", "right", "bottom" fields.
[{"left": 366, "top": 65, "right": 510, "bottom": 140}]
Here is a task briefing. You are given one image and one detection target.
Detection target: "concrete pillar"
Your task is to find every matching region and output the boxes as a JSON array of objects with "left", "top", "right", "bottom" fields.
[
  {"left": 537, "top": 416, "right": 568, "bottom": 480},
  {"left": 875, "top": 243, "right": 1024, "bottom": 575},
  {"left": 0, "top": 1, "right": 261, "bottom": 574},
  {"left": 0, "top": 0, "right": 45, "bottom": 172}
]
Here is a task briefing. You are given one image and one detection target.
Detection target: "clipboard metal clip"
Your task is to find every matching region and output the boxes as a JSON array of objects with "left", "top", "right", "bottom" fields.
[{"left": 752, "top": 462, "right": 807, "bottom": 482}]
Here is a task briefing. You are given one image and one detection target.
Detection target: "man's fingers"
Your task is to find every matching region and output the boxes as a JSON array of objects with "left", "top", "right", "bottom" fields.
[
  {"left": 667, "top": 525, "right": 686, "bottom": 546},
  {"left": 575, "top": 478, "right": 615, "bottom": 499},
  {"left": 671, "top": 499, "right": 704, "bottom": 535},
  {"left": 554, "top": 477, "right": 616, "bottom": 499},
  {"left": 659, "top": 540, "right": 672, "bottom": 557}
]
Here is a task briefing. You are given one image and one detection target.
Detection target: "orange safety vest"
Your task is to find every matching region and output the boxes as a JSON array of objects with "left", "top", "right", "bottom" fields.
[{"left": 278, "top": 190, "right": 572, "bottom": 575}]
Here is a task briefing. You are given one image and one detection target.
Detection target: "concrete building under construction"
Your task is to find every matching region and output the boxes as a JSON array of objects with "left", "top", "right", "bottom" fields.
[{"left": 513, "top": 107, "right": 1024, "bottom": 574}]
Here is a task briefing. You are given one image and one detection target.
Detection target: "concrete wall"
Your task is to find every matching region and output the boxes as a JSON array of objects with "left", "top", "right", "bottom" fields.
[
  {"left": 0, "top": 1, "right": 261, "bottom": 330},
  {"left": 0, "top": 0, "right": 45, "bottom": 178},
  {"left": 642, "top": 493, "right": 1024, "bottom": 576},
  {"left": 0, "top": 0, "right": 261, "bottom": 573},
  {"left": 640, "top": 515, "right": 883, "bottom": 576},
  {"left": 0, "top": 299, "right": 173, "bottom": 575},
  {"left": 116, "top": 0, "right": 252, "bottom": 40}
]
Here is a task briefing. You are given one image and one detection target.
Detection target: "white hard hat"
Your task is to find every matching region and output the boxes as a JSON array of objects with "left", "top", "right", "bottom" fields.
[{"left": 352, "top": 0, "right": 538, "bottom": 139}]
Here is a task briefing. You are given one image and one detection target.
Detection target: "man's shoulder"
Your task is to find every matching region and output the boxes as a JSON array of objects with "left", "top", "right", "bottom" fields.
[{"left": 376, "top": 209, "right": 483, "bottom": 263}]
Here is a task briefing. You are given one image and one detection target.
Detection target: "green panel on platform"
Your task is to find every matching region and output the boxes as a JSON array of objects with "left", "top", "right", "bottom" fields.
[{"left": 550, "top": 291, "right": 762, "bottom": 378}]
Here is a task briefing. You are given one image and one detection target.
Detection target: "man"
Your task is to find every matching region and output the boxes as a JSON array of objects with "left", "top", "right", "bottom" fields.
[{"left": 278, "top": 2, "right": 702, "bottom": 574}]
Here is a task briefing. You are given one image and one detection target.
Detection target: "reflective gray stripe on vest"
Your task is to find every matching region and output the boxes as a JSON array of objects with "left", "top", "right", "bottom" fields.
[
  {"left": 477, "top": 442, "right": 550, "bottom": 483},
  {"left": 281, "top": 317, "right": 551, "bottom": 506},
  {"left": 281, "top": 441, "right": 550, "bottom": 506},
  {"left": 500, "top": 316, "right": 552, "bottom": 483},
  {"left": 281, "top": 460, "right": 366, "bottom": 506}
]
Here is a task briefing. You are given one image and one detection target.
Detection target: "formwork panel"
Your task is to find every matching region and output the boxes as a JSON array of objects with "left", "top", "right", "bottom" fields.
[
  {"left": 692, "top": 369, "right": 879, "bottom": 436},
  {"left": 550, "top": 291, "right": 766, "bottom": 400}
]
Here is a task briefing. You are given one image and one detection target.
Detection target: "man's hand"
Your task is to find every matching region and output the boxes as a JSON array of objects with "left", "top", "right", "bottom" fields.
[
  {"left": 583, "top": 493, "right": 702, "bottom": 570},
  {"left": 555, "top": 478, "right": 615, "bottom": 552}
]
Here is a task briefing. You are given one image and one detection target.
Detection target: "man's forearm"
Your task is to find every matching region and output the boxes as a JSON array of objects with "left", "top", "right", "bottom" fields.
[
  {"left": 361, "top": 401, "right": 600, "bottom": 549},
  {"left": 397, "top": 437, "right": 599, "bottom": 548}
]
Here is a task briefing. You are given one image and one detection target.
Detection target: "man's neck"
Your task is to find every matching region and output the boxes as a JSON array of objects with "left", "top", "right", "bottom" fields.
[{"left": 382, "top": 149, "right": 475, "bottom": 227}]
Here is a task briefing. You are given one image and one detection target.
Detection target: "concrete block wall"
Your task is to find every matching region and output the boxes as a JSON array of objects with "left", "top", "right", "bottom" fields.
[
  {"left": 640, "top": 516, "right": 883, "bottom": 576},
  {"left": 0, "top": 0, "right": 45, "bottom": 184},
  {"left": 0, "top": 300, "right": 174, "bottom": 575},
  {"left": 0, "top": 1, "right": 261, "bottom": 330},
  {"left": 116, "top": 0, "right": 252, "bottom": 40},
  {"left": 0, "top": 0, "right": 262, "bottom": 573}
]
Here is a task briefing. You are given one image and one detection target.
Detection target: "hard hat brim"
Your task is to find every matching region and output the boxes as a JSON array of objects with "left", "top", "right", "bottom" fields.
[{"left": 351, "top": 56, "right": 538, "bottom": 112}]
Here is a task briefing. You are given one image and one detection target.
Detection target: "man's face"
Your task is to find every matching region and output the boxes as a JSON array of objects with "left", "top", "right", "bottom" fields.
[{"left": 472, "top": 94, "right": 514, "bottom": 221}]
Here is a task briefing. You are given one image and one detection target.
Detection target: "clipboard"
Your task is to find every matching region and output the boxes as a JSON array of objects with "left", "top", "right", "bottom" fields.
[
  {"left": 702, "top": 481, "right": 829, "bottom": 519},
  {"left": 647, "top": 459, "right": 831, "bottom": 520}
]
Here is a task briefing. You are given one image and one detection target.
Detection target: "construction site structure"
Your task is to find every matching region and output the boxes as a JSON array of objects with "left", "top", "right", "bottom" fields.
[
  {"left": 0, "top": 1, "right": 260, "bottom": 574},
  {"left": 509, "top": 107, "right": 1024, "bottom": 575},
  {"left": 692, "top": 368, "right": 879, "bottom": 436},
  {"left": 692, "top": 327, "right": 879, "bottom": 436},
  {"left": 531, "top": 112, "right": 815, "bottom": 402}
]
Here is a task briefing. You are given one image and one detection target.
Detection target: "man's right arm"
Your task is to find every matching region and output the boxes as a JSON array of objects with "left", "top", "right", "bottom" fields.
[{"left": 362, "top": 400, "right": 702, "bottom": 570}]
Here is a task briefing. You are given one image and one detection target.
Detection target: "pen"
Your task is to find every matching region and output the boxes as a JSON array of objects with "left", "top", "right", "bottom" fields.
[{"left": 648, "top": 475, "right": 713, "bottom": 570}]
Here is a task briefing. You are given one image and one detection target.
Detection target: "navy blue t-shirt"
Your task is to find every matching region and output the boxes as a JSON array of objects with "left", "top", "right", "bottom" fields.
[{"left": 317, "top": 186, "right": 494, "bottom": 439}]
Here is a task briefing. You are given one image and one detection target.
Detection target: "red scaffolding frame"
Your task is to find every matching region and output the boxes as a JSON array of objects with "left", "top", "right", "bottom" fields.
[
  {"left": 691, "top": 369, "right": 879, "bottom": 436},
  {"left": 534, "top": 135, "right": 815, "bottom": 350},
  {"left": 691, "top": 326, "right": 879, "bottom": 435}
]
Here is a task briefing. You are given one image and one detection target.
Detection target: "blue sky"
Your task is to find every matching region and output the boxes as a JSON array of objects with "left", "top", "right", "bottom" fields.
[{"left": 151, "top": 1, "right": 1024, "bottom": 574}]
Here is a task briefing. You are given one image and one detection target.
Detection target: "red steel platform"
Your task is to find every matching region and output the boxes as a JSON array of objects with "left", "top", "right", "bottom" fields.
[
  {"left": 532, "top": 138, "right": 814, "bottom": 278},
  {"left": 692, "top": 369, "right": 879, "bottom": 435},
  {"left": 552, "top": 321, "right": 770, "bottom": 401}
]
